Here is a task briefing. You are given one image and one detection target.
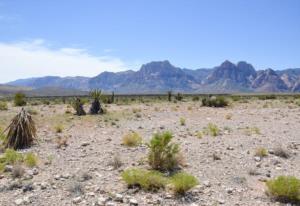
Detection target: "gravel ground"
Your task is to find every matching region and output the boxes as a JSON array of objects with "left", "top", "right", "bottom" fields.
[{"left": 0, "top": 99, "right": 299, "bottom": 206}]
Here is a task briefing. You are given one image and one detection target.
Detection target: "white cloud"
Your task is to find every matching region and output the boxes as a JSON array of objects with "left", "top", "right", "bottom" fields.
[{"left": 0, "top": 39, "right": 129, "bottom": 83}]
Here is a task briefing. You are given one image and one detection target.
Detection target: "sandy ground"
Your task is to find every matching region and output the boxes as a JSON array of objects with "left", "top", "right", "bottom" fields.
[{"left": 0, "top": 99, "right": 299, "bottom": 206}]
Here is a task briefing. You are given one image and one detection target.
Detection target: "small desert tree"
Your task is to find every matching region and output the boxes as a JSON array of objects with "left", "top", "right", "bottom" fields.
[
  {"left": 89, "top": 89, "right": 103, "bottom": 114},
  {"left": 4, "top": 108, "right": 36, "bottom": 149},
  {"left": 72, "top": 98, "right": 86, "bottom": 116},
  {"left": 14, "top": 92, "right": 27, "bottom": 106},
  {"left": 168, "top": 91, "right": 172, "bottom": 102}
]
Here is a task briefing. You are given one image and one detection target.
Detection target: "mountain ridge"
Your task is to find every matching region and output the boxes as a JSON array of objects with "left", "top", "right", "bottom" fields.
[{"left": 7, "top": 60, "right": 300, "bottom": 93}]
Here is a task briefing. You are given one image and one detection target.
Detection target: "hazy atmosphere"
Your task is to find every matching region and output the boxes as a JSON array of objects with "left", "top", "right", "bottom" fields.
[{"left": 0, "top": 0, "right": 300, "bottom": 83}]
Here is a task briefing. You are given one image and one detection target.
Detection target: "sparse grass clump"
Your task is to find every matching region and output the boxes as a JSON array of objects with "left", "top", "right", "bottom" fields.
[
  {"left": 203, "top": 123, "right": 220, "bottom": 137},
  {"left": 0, "top": 101, "right": 8, "bottom": 110},
  {"left": 55, "top": 124, "right": 64, "bottom": 133},
  {"left": 266, "top": 176, "right": 300, "bottom": 203},
  {"left": 202, "top": 96, "right": 228, "bottom": 107},
  {"left": 24, "top": 152, "right": 38, "bottom": 167},
  {"left": 255, "top": 147, "right": 268, "bottom": 158},
  {"left": 243, "top": 126, "right": 261, "bottom": 136},
  {"left": 1, "top": 149, "right": 22, "bottom": 164},
  {"left": 27, "top": 108, "right": 38, "bottom": 115},
  {"left": 122, "top": 132, "right": 142, "bottom": 147},
  {"left": 169, "top": 172, "right": 199, "bottom": 195},
  {"left": 56, "top": 136, "right": 68, "bottom": 148},
  {"left": 147, "top": 131, "right": 180, "bottom": 171},
  {"left": 14, "top": 93, "right": 27, "bottom": 106},
  {"left": 122, "top": 168, "right": 167, "bottom": 191},
  {"left": 11, "top": 164, "right": 25, "bottom": 178},
  {"left": 180, "top": 117, "right": 186, "bottom": 126}
]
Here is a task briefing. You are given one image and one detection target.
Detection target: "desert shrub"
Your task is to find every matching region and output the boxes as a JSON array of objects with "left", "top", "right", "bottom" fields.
[
  {"left": 68, "top": 182, "right": 84, "bottom": 196},
  {"left": 170, "top": 172, "right": 199, "bottom": 195},
  {"left": 195, "top": 131, "right": 203, "bottom": 139},
  {"left": 175, "top": 93, "right": 183, "bottom": 101},
  {"left": 122, "top": 132, "right": 142, "bottom": 147},
  {"left": 132, "top": 108, "right": 141, "bottom": 113},
  {"left": 121, "top": 168, "right": 167, "bottom": 191},
  {"left": 1, "top": 149, "right": 23, "bottom": 164},
  {"left": 147, "top": 131, "right": 180, "bottom": 171},
  {"left": 255, "top": 147, "right": 268, "bottom": 158},
  {"left": 192, "top": 96, "right": 199, "bottom": 101},
  {"left": 55, "top": 124, "right": 64, "bottom": 133},
  {"left": 14, "top": 93, "right": 27, "bottom": 106},
  {"left": 72, "top": 98, "right": 86, "bottom": 116},
  {"left": 180, "top": 118, "right": 186, "bottom": 126},
  {"left": 273, "top": 147, "right": 290, "bottom": 159},
  {"left": 258, "top": 94, "right": 276, "bottom": 100},
  {"left": 27, "top": 108, "right": 38, "bottom": 115},
  {"left": 24, "top": 152, "right": 38, "bottom": 167},
  {"left": 231, "top": 95, "right": 241, "bottom": 102},
  {"left": 266, "top": 176, "right": 300, "bottom": 203},
  {"left": 0, "top": 101, "right": 8, "bottom": 110},
  {"left": 89, "top": 89, "right": 103, "bottom": 114},
  {"left": 225, "top": 113, "right": 232, "bottom": 120},
  {"left": 202, "top": 96, "right": 228, "bottom": 107},
  {"left": 5, "top": 108, "right": 36, "bottom": 149},
  {"left": 203, "top": 123, "right": 220, "bottom": 137},
  {"left": 56, "top": 136, "right": 68, "bottom": 148},
  {"left": 294, "top": 99, "right": 300, "bottom": 107},
  {"left": 167, "top": 91, "right": 172, "bottom": 102},
  {"left": 0, "top": 127, "right": 6, "bottom": 142}
]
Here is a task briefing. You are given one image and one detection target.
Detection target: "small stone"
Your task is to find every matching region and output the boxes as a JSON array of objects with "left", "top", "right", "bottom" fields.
[
  {"left": 254, "top": 156, "right": 261, "bottom": 162},
  {"left": 40, "top": 182, "right": 48, "bottom": 190},
  {"left": 15, "top": 199, "right": 24, "bottom": 205},
  {"left": 81, "top": 142, "right": 90, "bottom": 147},
  {"left": 129, "top": 198, "right": 138, "bottom": 206},
  {"left": 203, "top": 180, "right": 211, "bottom": 187},
  {"left": 4, "top": 165, "right": 13, "bottom": 172},
  {"left": 96, "top": 197, "right": 107, "bottom": 206},
  {"left": 218, "top": 199, "right": 225, "bottom": 204},
  {"left": 72, "top": 197, "right": 82, "bottom": 204},
  {"left": 226, "top": 188, "right": 233, "bottom": 194},
  {"left": 115, "top": 193, "right": 123, "bottom": 202}
]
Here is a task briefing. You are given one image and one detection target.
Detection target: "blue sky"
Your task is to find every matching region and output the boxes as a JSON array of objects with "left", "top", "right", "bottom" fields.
[{"left": 0, "top": 0, "right": 299, "bottom": 82}]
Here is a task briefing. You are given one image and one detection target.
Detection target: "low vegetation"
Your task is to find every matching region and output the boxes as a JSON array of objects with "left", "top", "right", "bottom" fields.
[
  {"left": 55, "top": 124, "right": 64, "bottom": 133},
  {"left": 72, "top": 98, "right": 86, "bottom": 116},
  {"left": 202, "top": 96, "right": 228, "bottom": 107},
  {"left": 0, "top": 101, "right": 8, "bottom": 111},
  {"left": 24, "top": 152, "right": 38, "bottom": 167},
  {"left": 179, "top": 117, "right": 186, "bottom": 126},
  {"left": 122, "top": 168, "right": 198, "bottom": 195},
  {"left": 14, "top": 92, "right": 27, "bottom": 106},
  {"left": 122, "top": 132, "right": 142, "bottom": 147},
  {"left": 89, "top": 89, "right": 103, "bottom": 114},
  {"left": 266, "top": 176, "right": 300, "bottom": 203},
  {"left": 255, "top": 147, "right": 268, "bottom": 158},
  {"left": 147, "top": 131, "right": 180, "bottom": 171},
  {"left": 203, "top": 123, "right": 220, "bottom": 137}
]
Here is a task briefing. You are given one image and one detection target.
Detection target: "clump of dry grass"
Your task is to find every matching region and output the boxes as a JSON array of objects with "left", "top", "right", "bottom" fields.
[
  {"left": 56, "top": 136, "right": 68, "bottom": 148},
  {"left": 122, "top": 132, "right": 142, "bottom": 147},
  {"left": 4, "top": 109, "right": 37, "bottom": 149}
]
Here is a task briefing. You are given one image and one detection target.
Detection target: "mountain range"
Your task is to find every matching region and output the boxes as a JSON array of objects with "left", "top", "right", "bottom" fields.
[{"left": 6, "top": 60, "right": 300, "bottom": 94}]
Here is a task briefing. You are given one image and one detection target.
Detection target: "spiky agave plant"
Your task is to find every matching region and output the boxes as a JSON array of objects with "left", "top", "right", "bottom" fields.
[
  {"left": 72, "top": 98, "right": 86, "bottom": 116},
  {"left": 4, "top": 108, "right": 37, "bottom": 149},
  {"left": 89, "top": 89, "right": 103, "bottom": 114}
]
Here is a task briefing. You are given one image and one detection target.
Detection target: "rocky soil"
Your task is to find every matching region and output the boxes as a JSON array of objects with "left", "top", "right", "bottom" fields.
[{"left": 0, "top": 99, "right": 299, "bottom": 206}]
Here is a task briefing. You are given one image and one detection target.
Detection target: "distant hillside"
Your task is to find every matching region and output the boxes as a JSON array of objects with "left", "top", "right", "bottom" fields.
[{"left": 7, "top": 60, "right": 300, "bottom": 93}]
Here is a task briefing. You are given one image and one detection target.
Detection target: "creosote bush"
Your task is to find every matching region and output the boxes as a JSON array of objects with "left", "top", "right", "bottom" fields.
[
  {"left": 5, "top": 109, "right": 36, "bottom": 149},
  {"left": 180, "top": 118, "right": 186, "bottom": 126},
  {"left": 266, "top": 176, "right": 300, "bottom": 203},
  {"left": 14, "top": 92, "right": 27, "bottom": 106},
  {"left": 147, "top": 131, "right": 180, "bottom": 171},
  {"left": 202, "top": 96, "right": 228, "bottom": 107},
  {"left": 0, "top": 101, "right": 8, "bottom": 111},
  {"left": 122, "top": 132, "right": 142, "bottom": 147}
]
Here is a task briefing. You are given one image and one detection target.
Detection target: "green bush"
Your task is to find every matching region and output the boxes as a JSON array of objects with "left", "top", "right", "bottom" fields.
[
  {"left": 180, "top": 118, "right": 186, "bottom": 126},
  {"left": 170, "top": 172, "right": 199, "bottom": 195},
  {"left": 0, "top": 127, "right": 6, "bottom": 142},
  {"left": 255, "top": 147, "right": 268, "bottom": 158},
  {"left": 0, "top": 101, "right": 8, "bottom": 110},
  {"left": 122, "top": 132, "right": 142, "bottom": 147},
  {"left": 203, "top": 123, "right": 220, "bottom": 137},
  {"left": 14, "top": 93, "right": 27, "bottom": 106},
  {"left": 147, "top": 131, "right": 180, "bottom": 171},
  {"left": 24, "top": 152, "right": 38, "bottom": 167},
  {"left": 0, "top": 149, "right": 23, "bottom": 164},
  {"left": 266, "top": 176, "right": 300, "bottom": 203},
  {"left": 121, "top": 168, "right": 167, "bottom": 191},
  {"left": 202, "top": 96, "right": 228, "bottom": 107}
]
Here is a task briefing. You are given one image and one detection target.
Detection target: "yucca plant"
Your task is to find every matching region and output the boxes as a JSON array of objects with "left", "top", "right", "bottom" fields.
[
  {"left": 89, "top": 89, "right": 103, "bottom": 114},
  {"left": 4, "top": 108, "right": 36, "bottom": 149},
  {"left": 167, "top": 91, "right": 172, "bottom": 102},
  {"left": 72, "top": 98, "right": 86, "bottom": 116}
]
